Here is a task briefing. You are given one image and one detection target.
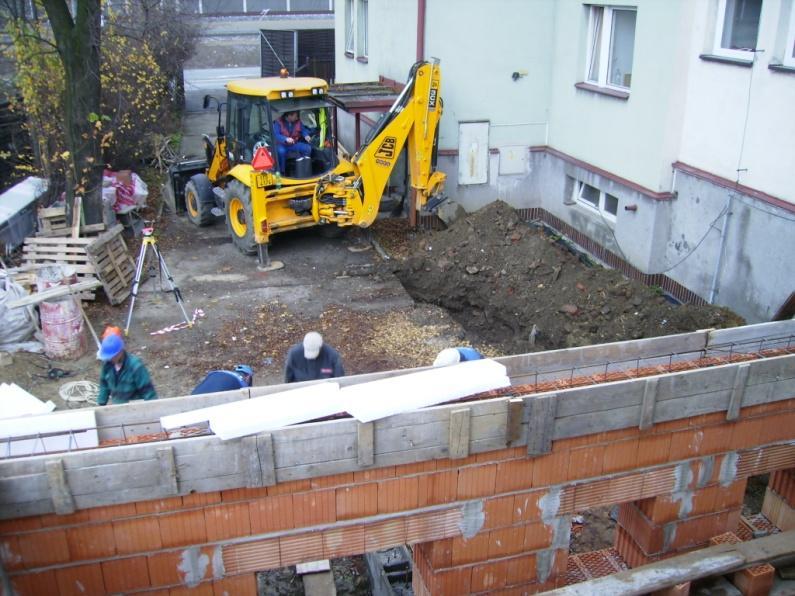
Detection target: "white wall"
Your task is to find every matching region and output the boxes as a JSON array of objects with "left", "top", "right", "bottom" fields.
[
  {"left": 546, "top": 0, "right": 694, "bottom": 194},
  {"left": 679, "top": 0, "right": 795, "bottom": 203}
]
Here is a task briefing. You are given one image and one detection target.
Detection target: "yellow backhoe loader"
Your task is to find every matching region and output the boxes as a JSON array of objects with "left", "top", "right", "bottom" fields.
[{"left": 172, "top": 60, "right": 446, "bottom": 268}]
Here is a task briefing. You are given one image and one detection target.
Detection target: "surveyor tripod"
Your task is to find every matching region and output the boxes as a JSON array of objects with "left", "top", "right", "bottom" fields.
[{"left": 124, "top": 226, "right": 192, "bottom": 335}]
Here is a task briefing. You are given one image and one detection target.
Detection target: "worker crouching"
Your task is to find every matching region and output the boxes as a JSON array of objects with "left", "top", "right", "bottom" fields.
[{"left": 96, "top": 335, "right": 158, "bottom": 405}]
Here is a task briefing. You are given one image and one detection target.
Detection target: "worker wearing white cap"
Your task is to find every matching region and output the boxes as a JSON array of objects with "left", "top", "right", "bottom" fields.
[
  {"left": 433, "top": 347, "right": 484, "bottom": 367},
  {"left": 284, "top": 331, "right": 345, "bottom": 383}
]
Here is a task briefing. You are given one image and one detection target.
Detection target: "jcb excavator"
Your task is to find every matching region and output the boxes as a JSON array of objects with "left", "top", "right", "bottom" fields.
[{"left": 178, "top": 60, "right": 446, "bottom": 268}]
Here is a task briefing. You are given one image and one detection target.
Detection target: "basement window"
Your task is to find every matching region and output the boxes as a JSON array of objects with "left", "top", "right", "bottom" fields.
[
  {"left": 573, "top": 181, "right": 619, "bottom": 222},
  {"left": 713, "top": 0, "right": 762, "bottom": 60},
  {"left": 586, "top": 5, "right": 637, "bottom": 90},
  {"left": 357, "top": 0, "right": 368, "bottom": 58}
]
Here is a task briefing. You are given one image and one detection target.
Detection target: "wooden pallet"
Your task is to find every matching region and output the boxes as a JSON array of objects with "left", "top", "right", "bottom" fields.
[
  {"left": 21, "top": 224, "right": 134, "bottom": 304},
  {"left": 36, "top": 206, "right": 68, "bottom": 236},
  {"left": 85, "top": 225, "right": 136, "bottom": 305}
]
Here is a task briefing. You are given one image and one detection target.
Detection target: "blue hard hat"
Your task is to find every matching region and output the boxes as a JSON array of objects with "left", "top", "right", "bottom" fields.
[
  {"left": 234, "top": 364, "right": 253, "bottom": 377},
  {"left": 97, "top": 334, "right": 124, "bottom": 361}
]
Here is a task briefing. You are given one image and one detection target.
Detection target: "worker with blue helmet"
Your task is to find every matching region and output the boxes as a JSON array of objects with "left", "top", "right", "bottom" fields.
[
  {"left": 97, "top": 334, "right": 158, "bottom": 405},
  {"left": 191, "top": 364, "right": 254, "bottom": 395}
]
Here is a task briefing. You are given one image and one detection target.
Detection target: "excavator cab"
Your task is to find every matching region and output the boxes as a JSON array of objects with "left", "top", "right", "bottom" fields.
[{"left": 224, "top": 91, "right": 338, "bottom": 178}]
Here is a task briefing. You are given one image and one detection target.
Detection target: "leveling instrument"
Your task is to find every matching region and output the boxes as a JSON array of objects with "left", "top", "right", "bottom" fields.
[{"left": 124, "top": 226, "right": 192, "bottom": 336}]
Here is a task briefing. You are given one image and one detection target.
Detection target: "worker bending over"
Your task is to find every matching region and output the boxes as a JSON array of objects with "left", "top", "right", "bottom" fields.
[
  {"left": 192, "top": 364, "right": 254, "bottom": 395},
  {"left": 433, "top": 347, "right": 484, "bottom": 367},
  {"left": 285, "top": 331, "right": 344, "bottom": 383},
  {"left": 97, "top": 335, "right": 157, "bottom": 405}
]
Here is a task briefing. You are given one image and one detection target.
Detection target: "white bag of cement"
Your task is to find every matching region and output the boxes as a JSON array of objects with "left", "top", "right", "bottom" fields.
[{"left": 0, "top": 276, "right": 42, "bottom": 352}]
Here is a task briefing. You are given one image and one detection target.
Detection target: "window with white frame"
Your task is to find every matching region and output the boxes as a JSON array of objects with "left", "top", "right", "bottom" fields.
[
  {"left": 357, "top": 0, "right": 368, "bottom": 57},
  {"left": 344, "top": 0, "right": 354, "bottom": 54},
  {"left": 785, "top": 2, "right": 795, "bottom": 67},
  {"left": 586, "top": 5, "right": 637, "bottom": 90},
  {"left": 573, "top": 181, "right": 619, "bottom": 221},
  {"left": 714, "top": 0, "right": 762, "bottom": 59}
]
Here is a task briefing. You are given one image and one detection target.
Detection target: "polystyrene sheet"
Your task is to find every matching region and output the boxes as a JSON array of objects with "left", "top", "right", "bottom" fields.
[
  {"left": 209, "top": 383, "right": 340, "bottom": 440},
  {"left": 342, "top": 359, "right": 511, "bottom": 423},
  {"left": 0, "top": 409, "right": 97, "bottom": 457},
  {"left": 0, "top": 383, "right": 56, "bottom": 419},
  {"left": 160, "top": 394, "right": 250, "bottom": 430}
]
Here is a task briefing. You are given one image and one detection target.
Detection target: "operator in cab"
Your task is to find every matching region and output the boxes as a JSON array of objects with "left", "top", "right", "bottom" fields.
[
  {"left": 284, "top": 331, "right": 345, "bottom": 383},
  {"left": 273, "top": 110, "right": 313, "bottom": 174}
]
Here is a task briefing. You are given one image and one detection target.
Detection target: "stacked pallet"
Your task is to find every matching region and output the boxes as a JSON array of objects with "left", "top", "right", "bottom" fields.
[
  {"left": 36, "top": 205, "right": 105, "bottom": 238},
  {"left": 20, "top": 224, "right": 135, "bottom": 304}
]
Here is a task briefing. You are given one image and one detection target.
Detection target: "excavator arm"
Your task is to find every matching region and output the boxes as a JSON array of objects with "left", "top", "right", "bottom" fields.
[{"left": 313, "top": 60, "right": 446, "bottom": 228}]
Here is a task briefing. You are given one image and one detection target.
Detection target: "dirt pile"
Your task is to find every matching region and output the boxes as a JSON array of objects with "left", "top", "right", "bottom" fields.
[{"left": 392, "top": 201, "right": 744, "bottom": 354}]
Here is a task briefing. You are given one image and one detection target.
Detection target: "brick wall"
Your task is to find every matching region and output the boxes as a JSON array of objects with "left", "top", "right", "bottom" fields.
[{"left": 3, "top": 398, "right": 795, "bottom": 595}]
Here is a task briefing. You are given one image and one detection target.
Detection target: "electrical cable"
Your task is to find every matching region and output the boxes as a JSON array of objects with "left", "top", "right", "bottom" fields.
[{"left": 59, "top": 381, "right": 99, "bottom": 406}]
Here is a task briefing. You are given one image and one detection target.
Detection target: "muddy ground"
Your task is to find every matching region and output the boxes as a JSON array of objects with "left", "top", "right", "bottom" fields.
[{"left": 393, "top": 201, "right": 744, "bottom": 354}]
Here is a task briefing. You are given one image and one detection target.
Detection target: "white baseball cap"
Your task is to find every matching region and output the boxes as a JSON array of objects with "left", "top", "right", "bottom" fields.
[{"left": 303, "top": 332, "right": 323, "bottom": 360}]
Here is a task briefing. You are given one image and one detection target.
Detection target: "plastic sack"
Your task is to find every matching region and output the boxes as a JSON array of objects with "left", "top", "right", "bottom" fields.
[
  {"left": 103, "top": 169, "right": 148, "bottom": 214},
  {"left": 0, "top": 276, "right": 42, "bottom": 352}
]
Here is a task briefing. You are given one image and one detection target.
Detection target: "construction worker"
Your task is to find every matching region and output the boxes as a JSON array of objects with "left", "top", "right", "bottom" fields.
[
  {"left": 96, "top": 334, "right": 157, "bottom": 405},
  {"left": 273, "top": 110, "right": 313, "bottom": 173},
  {"left": 433, "top": 347, "right": 484, "bottom": 367},
  {"left": 284, "top": 331, "right": 344, "bottom": 383},
  {"left": 191, "top": 364, "right": 254, "bottom": 395}
]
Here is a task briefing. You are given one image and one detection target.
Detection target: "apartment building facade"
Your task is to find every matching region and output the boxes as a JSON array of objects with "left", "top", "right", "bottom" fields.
[{"left": 335, "top": 0, "right": 795, "bottom": 323}]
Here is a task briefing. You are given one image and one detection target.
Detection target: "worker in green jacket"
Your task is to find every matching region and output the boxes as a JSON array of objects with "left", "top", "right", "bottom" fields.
[{"left": 96, "top": 334, "right": 157, "bottom": 405}]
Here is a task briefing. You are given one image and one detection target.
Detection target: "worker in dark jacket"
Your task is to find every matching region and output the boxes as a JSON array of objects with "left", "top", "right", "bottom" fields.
[
  {"left": 433, "top": 347, "right": 484, "bottom": 367},
  {"left": 96, "top": 334, "right": 157, "bottom": 405},
  {"left": 284, "top": 331, "right": 344, "bottom": 383},
  {"left": 192, "top": 364, "right": 254, "bottom": 395}
]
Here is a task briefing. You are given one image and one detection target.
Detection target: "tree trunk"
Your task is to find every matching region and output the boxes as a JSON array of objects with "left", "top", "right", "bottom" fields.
[{"left": 42, "top": 0, "right": 104, "bottom": 225}]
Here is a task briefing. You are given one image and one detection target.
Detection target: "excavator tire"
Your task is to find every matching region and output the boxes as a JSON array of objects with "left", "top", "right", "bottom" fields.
[
  {"left": 224, "top": 179, "right": 257, "bottom": 255},
  {"left": 185, "top": 174, "right": 215, "bottom": 226}
]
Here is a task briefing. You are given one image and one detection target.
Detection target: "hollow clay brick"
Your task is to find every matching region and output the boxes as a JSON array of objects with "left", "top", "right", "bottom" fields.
[
  {"left": 523, "top": 522, "right": 554, "bottom": 552},
  {"left": 0, "top": 516, "right": 42, "bottom": 535},
  {"left": 488, "top": 526, "right": 527, "bottom": 559},
  {"left": 602, "top": 439, "right": 640, "bottom": 474},
  {"left": 212, "top": 573, "right": 258, "bottom": 596},
  {"left": 353, "top": 465, "right": 397, "bottom": 483},
  {"left": 180, "top": 491, "right": 222, "bottom": 508},
  {"left": 457, "top": 464, "right": 497, "bottom": 499},
  {"left": 55, "top": 562, "right": 106, "bottom": 596},
  {"left": 417, "top": 470, "right": 458, "bottom": 507},
  {"left": 637, "top": 433, "right": 672, "bottom": 467},
  {"left": 567, "top": 445, "right": 605, "bottom": 481},
  {"left": 532, "top": 451, "right": 570, "bottom": 488},
  {"left": 169, "top": 581, "right": 214, "bottom": 596},
  {"left": 471, "top": 559, "right": 509, "bottom": 592},
  {"left": 219, "top": 487, "right": 269, "bottom": 502},
  {"left": 335, "top": 483, "right": 378, "bottom": 520},
  {"left": 101, "top": 555, "right": 151, "bottom": 593},
  {"left": 423, "top": 537, "right": 453, "bottom": 568},
  {"left": 249, "top": 494, "right": 295, "bottom": 534},
  {"left": 431, "top": 566, "right": 472, "bottom": 596},
  {"left": 730, "top": 418, "right": 767, "bottom": 450},
  {"left": 0, "top": 535, "right": 22, "bottom": 571},
  {"left": 113, "top": 516, "right": 162, "bottom": 554},
  {"left": 395, "top": 460, "right": 438, "bottom": 475},
  {"left": 87, "top": 502, "right": 137, "bottom": 521},
  {"left": 310, "top": 472, "right": 354, "bottom": 489},
  {"left": 263, "top": 478, "right": 310, "bottom": 496},
  {"left": 148, "top": 550, "right": 187, "bottom": 587},
  {"left": 38, "top": 510, "right": 92, "bottom": 528},
  {"left": 451, "top": 533, "right": 491, "bottom": 565},
  {"left": 481, "top": 496, "right": 513, "bottom": 532},
  {"left": 204, "top": 502, "right": 251, "bottom": 541},
  {"left": 134, "top": 496, "right": 184, "bottom": 515},
  {"left": 733, "top": 563, "right": 775, "bottom": 596},
  {"left": 378, "top": 476, "right": 419, "bottom": 513},
  {"left": 506, "top": 552, "right": 537, "bottom": 584},
  {"left": 364, "top": 518, "right": 406, "bottom": 552},
  {"left": 495, "top": 459, "right": 535, "bottom": 493},
  {"left": 280, "top": 532, "right": 324, "bottom": 566},
  {"left": 513, "top": 491, "right": 544, "bottom": 524},
  {"left": 291, "top": 489, "right": 336, "bottom": 527},
  {"left": 323, "top": 523, "right": 365, "bottom": 559},
  {"left": 158, "top": 509, "right": 208, "bottom": 549},
  {"left": 11, "top": 570, "right": 59, "bottom": 595},
  {"left": 65, "top": 522, "right": 117, "bottom": 560},
  {"left": 17, "top": 529, "right": 70, "bottom": 568}
]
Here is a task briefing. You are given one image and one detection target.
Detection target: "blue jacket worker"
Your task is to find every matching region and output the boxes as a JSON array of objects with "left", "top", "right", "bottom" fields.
[
  {"left": 97, "top": 335, "right": 158, "bottom": 405},
  {"left": 433, "top": 347, "right": 484, "bottom": 367},
  {"left": 284, "top": 331, "right": 345, "bottom": 383},
  {"left": 191, "top": 364, "right": 254, "bottom": 395},
  {"left": 273, "top": 110, "right": 313, "bottom": 174}
]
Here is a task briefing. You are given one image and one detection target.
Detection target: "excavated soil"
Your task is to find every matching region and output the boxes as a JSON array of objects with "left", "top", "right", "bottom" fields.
[{"left": 392, "top": 201, "right": 744, "bottom": 354}]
